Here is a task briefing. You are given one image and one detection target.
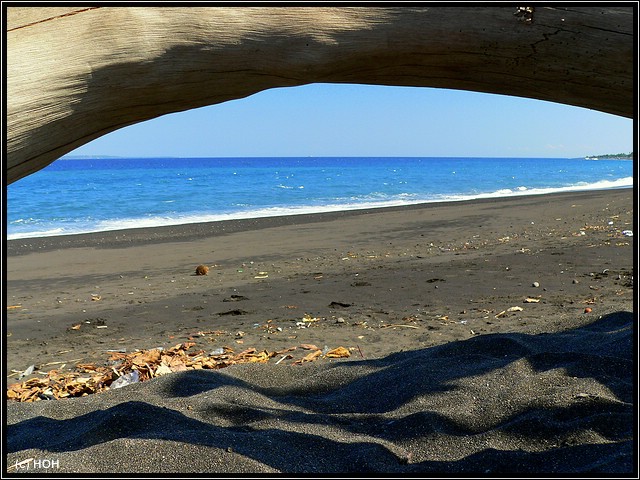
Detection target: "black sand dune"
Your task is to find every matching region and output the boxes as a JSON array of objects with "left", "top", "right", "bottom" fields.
[{"left": 6, "top": 312, "right": 633, "bottom": 474}]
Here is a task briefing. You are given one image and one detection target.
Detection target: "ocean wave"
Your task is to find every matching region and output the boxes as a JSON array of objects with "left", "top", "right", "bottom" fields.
[
  {"left": 6, "top": 177, "right": 633, "bottom": 240},
  {"left": 463, "top": 176, "right": 633, "bottom": 200},
  {"left": 7, "top": 228, "right": 65, "bottom": 240}
]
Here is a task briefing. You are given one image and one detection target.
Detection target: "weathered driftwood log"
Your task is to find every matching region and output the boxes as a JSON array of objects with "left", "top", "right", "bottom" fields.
[{"left": 6, "top": 6, "right": 633, "bottom": 184}]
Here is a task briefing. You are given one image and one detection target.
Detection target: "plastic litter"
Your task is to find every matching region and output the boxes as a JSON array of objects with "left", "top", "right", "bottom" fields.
[
  {"left": 110, "top": 370, "right": 139, "bottom": 389},
  {"left": 210, "top": 347, "right": 225, "bottom": 356},
  {"left": 18, "top": 365, "right": 35, "bottom": 380},
  {"left": 622, "top": 230, "right": 633, "bottom": 237}
]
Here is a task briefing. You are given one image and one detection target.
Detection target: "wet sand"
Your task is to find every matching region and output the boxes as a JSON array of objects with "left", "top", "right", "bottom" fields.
[{"left": 5, "top": 189, "right": 635, "bottom": 474}]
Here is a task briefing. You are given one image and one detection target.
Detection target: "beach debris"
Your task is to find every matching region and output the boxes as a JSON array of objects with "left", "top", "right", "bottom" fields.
[
  {"left": 70, "top": 323, "right": 82, "bottom": 330},
  {"left": 91, "top": 294, "right": 102, "bottom": 301},
  {"left": 218, "top": 309, "right": 248, "bottom": 316},
  {"left": 523, "top": 297, "right": 540, "bottom": 303},
  {"left": 18, "top": 365, "right": 35, "bottom": 380},
  {"left": 293, "top": 349, "right": 323, "bottom": 364},
  {"left": 154, "top": 364, "right": 173, "bottom": 377},
  {"left": 532, "top": 282, "right": 540, "bottom": 288},
  {"left": 7, "top": 305, "right": 22, "bottom": 310},
  {"left": 275, "top": 354, "right": 294, "bottom": 365},
  {"left": 110, "top": 370, "right": 139, "bottom": 389},
  {"left": 328, "top": 301, "right": 351, "bottom": 308},
  {"left": 584, "top": 307, "right": 593, "bottom": 314},
  {"left": 254, "top": 272, "right": 269, "bottom": 279},
  {"left": 495, "top": 306, "right": 524, "bottom": 318},
  {"left": 195, "top": 265, "right": 209, "bottom": 276},
  {"left": 622, "top": 230, "right": 633, "bottom": 237},
  {"left": 223, "top": 295, "right": 248, "bottom": 302},
  {"left": 301, "top": 313, "right": 320, "bottom": 323},
  {"left": 382, "top": 324, "right": 419, "bottom": 329},
  {"left": 6, "top": 338, "right": 356, "bottom": 402},
  {"left": 325, "top": 347, "right": 351, "bottom": 358}
]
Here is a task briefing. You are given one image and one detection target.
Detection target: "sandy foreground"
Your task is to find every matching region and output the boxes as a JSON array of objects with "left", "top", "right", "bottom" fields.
[{"left": 4, "top": 189, "right": 636, "bottom": 474}]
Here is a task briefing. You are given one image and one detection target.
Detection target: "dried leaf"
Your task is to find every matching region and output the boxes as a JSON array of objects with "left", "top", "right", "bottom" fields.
[
  {"left": 382, "top": 324, "right": 419, "bottom": 329},
  {"left": 325, "top": 347, "right": 351, "bottom": 358},
  {"left": 295, "top": 350, "right": 322, "bottom": 364},
  {"left": 169, "top": 362, "right": 188, "bottom": 373},
  {"left": 274, "top": 346, "right": 297, "bottom": 355},
  {"left": 108, "top": 351, "right": 129, "bottom": 361},
  {"left": 245, "top": 351, "right": 271, "bottom": 363},
  {"left": 132, "top": 350, "right": 161, "bottom": 366},
  {"left": 234, "top": 347, "right": 257, "bottom": 357}
]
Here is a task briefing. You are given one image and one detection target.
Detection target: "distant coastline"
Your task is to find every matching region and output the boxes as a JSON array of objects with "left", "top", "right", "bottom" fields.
[
  {"left": 584, "top": 152, "right": 633, "bottom": 160},
  {"left": 61, "top": 154, "right": 635, "bottom": 161}
]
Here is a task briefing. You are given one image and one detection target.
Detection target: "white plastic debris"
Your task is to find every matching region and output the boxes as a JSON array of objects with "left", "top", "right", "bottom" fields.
[
  {"left": 18, "top": 365, "right": 35, "bottom": 380},
  {"left": 110, "top": 370, "right": 139, "bottom": 389},
  {"left": 622, "top": 230, "right": 633, "bottom": 237}
]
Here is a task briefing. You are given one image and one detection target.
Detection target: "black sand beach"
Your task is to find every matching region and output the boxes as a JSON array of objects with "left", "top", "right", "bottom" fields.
[{"left": 5, "top": 189, "right": 636, "bottom": 474}]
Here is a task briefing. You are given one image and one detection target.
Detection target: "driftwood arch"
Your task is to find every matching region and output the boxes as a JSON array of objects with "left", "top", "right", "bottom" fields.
[{"left": 6, "top": 6, "right": 634, "bottom": 184}]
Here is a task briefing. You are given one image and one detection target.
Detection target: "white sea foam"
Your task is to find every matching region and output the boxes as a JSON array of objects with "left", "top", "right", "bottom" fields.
[
  {"left": 6, "top": 176, "right": 633, "bottom": 240},
  {"left": 7, "top": 228, "right": 65, "bottom": 240}
]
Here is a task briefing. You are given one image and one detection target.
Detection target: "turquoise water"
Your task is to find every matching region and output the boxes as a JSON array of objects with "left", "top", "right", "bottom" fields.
[{"left": 6, "top": 157, "right": 633, "bottom": 239}]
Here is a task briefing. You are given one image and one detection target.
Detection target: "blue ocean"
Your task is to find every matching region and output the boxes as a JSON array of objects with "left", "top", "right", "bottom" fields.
[{"left": 6, "top": 157, "right": 633, "bottom": 240}]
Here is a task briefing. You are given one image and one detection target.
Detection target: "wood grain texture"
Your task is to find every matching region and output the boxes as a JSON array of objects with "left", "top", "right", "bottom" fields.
[{"left": 6, "top": 6, "right": 634, "bottom": 184}]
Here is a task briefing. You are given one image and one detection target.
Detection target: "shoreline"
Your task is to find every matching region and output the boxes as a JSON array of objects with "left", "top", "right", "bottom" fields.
[
  {"left": 7, "top": 187, "right": 634, "bottom": 255},
  {"left": 7, "top": 187, "right": 634, "bottom": 370}
]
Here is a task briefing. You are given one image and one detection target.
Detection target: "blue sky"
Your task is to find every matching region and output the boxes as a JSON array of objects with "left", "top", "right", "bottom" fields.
[{"left": 68, "top": 83, "right": 633, "bottom": 159}]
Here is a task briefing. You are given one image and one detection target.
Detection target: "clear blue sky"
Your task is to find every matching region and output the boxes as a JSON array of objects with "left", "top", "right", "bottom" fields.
[{"left": 68, "top": 83, "right": 633, "bottom": 159}]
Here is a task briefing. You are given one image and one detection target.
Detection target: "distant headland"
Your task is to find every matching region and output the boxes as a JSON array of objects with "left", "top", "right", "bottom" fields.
[{"left": 584, "top": 152, "right": 633, "bottom": 160}]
